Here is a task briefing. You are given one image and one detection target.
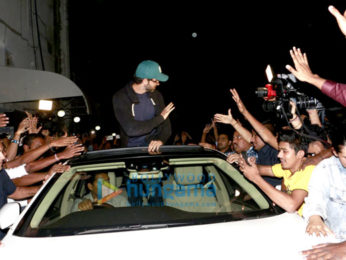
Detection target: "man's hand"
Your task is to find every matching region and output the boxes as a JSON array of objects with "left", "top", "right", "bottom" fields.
[
  {"left": 285, "top": 47, "right": 317, "bottom": 83},
  {"left": 160, "top": 102, "right": 175, "bottom": 120},
  {"left": 28, "top": 116, "right": 42, "bottom": 134},
  {"left": 306, "top": 215, "right": 334, "bottom": 237},
  {"left": 51, "top": 136, "right": 79, "bottom": 147},
  {"left": 214, "top": 109, "right": 237, "bottom": 125},
  {"left": 227, "top": 153, "right": 241, "bottom": 164},
  {"left": 230, "top": 88, "right": 247, "bottom": 114},
  {"left": 16, "top": 117, "right": 30, "bottom": 135},
  {"left": 78, "top": 199, "right": 94, "bottom": 211},
  {"left": 199, "top": 142, "right": 215, "bottom": 149},
  {"left": 47, "top": 163, "right": 70, "bottom": 177},
  {"left": 58, "top": 144, "right": 85, "bottom": 159},
  {"left": 329, "top": 5, "right": 346, "bottom": 37},
  {"left": 148, "top": 140, "right": 163, "bottom": 154},
  {"left": 0, "top": 113, "right": 9, "bottom": 127},
  {"left": 202, "top": 123, "right": 213, "bottom": 134},
  {"left": 238, "top": 156, "right": 260, "bottom": 183},
  {"left": 302, "top": 241, "right": 346, "bottom": 260}
]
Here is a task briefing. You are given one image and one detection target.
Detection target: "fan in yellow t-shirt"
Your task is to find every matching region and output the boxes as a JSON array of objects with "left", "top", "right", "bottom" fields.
[
  {"left": 238, "top": 130, "right": 315, "bottom": 216},
  {"left": 271, "top": 164, "right": 314, "bottom": 216}
]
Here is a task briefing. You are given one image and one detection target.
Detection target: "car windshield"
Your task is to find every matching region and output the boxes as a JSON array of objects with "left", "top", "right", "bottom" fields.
[{"left": 14, "top": 156, "right": 273, "bottom": 237}]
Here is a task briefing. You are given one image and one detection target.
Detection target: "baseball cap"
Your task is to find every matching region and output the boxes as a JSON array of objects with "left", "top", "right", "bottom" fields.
[{"left": 135, "top": 60, "right": 169, "bottom": 82}]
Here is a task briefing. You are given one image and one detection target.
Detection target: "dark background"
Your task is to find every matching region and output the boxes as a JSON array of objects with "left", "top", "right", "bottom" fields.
[{"left": 68, "top": 0, "right": 346, "bottom": 141}]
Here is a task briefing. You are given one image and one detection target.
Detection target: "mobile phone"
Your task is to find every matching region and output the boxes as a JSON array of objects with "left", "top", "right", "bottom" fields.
[
  {"left": 106, "top": 135, "right": 113, "bottom": 141},
  {"left": 240, "top": 151, "right": 251, "bottom": 166}
]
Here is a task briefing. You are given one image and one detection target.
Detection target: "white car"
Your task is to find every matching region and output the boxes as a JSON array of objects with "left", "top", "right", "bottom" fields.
[{"left": 0, "top": 146, "right": 338, "bottom": 259}]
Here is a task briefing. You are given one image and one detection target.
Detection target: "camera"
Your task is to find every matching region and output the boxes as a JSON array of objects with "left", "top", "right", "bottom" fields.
[{"left": 255, "top": 65, "right": 323, "bottom": 120}]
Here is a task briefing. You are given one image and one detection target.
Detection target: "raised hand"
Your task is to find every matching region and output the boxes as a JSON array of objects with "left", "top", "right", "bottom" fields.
[
  {"left": 0, "top": 113, "right": 9, "bottom": 127},
  {"left": 328, "top": 5, "right": 346, "bottom": 36},
  {"left": 214, "top": 109, "right": 236, "bottom": 125},
  {"left": 230, "top": 88, "right": 247, "bottom": 114},
  {"left": 16, "top": 117, "right": 30, "bottom": 135},
  {"left": 285, "top": 47, "right": 315, "bottom": 83},
  {"left": 160, "top": 102, "right": 175, "bottom": 120},
  {"left": 238, "top": 155, "right": 260, "bottom": 183},
  {"left": 202, "top": 123, "right": 213, "bottom": 134}
]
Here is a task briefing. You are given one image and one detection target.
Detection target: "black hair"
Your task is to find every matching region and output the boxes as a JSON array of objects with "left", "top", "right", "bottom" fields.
[
  {"left": 22, "top": 133, "right": 45, "bottom": 147},
  {"left": 329, "top": 126, "right": 346, "bottom": 153},
  {"left": 278, "top": 130, "right": 307, "bottom": 154},
  {"left": 304, "top": 124, "right": 330, "bottom": 149}
]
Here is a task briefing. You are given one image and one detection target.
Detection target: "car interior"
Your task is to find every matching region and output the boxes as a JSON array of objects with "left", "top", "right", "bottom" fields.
[{"left": 19, "top": 157, "right": 270, "bottom": 236}]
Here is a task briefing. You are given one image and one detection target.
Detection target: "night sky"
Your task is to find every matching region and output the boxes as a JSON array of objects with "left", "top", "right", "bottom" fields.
[{"left": 68, "top": 0, "right": 346, "bottom": 141}]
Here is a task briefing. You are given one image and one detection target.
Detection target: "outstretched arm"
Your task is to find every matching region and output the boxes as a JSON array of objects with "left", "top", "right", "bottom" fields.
[
  {"left": 230, "top": 89, "right": 278, "bottom": 150},
  {"left": 214, "top": 108, "right": 252, "bottom": 143},
  {"left": 285, "top": 47, "right": 326, "bottom": 90},
  {"left": 6, "top": 117, "right": 29, "bottom": 161}
]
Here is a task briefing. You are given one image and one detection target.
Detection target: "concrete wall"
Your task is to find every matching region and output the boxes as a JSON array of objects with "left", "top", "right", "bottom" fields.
[{"left": 0, "top": 0, "right": 69, "bottom": 77}]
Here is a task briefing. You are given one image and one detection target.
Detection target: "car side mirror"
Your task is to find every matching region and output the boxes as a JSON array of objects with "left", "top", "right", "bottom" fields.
[{"left": 0, "top": 202, "right": 21, "bottom": 229}]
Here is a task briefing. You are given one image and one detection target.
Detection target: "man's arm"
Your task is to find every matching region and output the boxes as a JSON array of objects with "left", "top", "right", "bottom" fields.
[
  {"left": 285, "top": 47, "right": 326, "bottom": 90},
  {"left": 6, "top": 136, "right": 78, "bottom": 169},
  {"left": 257, "top": 165, "right": 275, "bottom": 177},
  {"left": 214, "top": 108, "right": 252, "bottom": 143},
  {"left": 8, "top": 185, "right": 40, "bottom": 200},
  {"left": 112, "top": 94, "right": 171, "bottom": 137},
  {"left": 285, "top": 47, "right": 346, "bottom": 107},
  {"left": 12, "top": 172, "right": 47, "bottom": 186},
  {"left": 230, "top": 89, "right": 279, "bottom": 150},
  {"left": 6, "top": 117, "right": 29, "bottom": 161},
  {"left": 25, "top": 144, "right": 84, "bottom": 173}
]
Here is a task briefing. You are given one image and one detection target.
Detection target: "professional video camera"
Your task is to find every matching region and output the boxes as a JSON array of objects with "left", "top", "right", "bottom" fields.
[{"left": 255, "top": 65, "right": 324, "bottom": 120}]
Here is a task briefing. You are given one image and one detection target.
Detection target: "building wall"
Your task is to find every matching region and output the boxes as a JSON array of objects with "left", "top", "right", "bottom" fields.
[{"left": 0, "top": 0, "right": 69, "bottom": 77}]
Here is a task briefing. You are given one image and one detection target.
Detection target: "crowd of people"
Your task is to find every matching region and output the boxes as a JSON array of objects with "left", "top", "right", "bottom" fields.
[{"left": 0, "top": 4, "right": 345, "bottom": 259}]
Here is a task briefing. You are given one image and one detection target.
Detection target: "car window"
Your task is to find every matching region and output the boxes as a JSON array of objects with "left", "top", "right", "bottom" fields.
[{"left": 14, "top": 157, "right": 272, "bottom": 237}]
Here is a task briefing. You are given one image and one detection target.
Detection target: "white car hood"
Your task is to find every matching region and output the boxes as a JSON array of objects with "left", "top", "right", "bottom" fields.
[{"left": 0, "top": 213, "right": 338, "bottom": 260}]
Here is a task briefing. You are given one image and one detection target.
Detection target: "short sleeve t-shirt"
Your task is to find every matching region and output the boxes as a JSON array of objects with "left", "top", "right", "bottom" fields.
[{"left": 271, "top": 164, "right": 315, "bottom": 216}]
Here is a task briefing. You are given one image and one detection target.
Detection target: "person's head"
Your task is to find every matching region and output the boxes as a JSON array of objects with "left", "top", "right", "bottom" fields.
[
  {"left": 217, "top": 133, "right": 231, "bottom": 152},
  {"left": 0, "top": 134, "right": 10, "bottom": 152},
  {"left": 134, "top": 60, "right": 168, "bottom": 93},
  {"left": 0, "top": 141, "right": 6, "bottom": 169},
  {"left": 330, "top": 129, "right": 346, "bottom": 168},
  {"left": 277, "top": 130, "right": 307, "bottom": 171},
  {"left": 23, "top": 133, "right": 45, "bottom": 152},
  {"left": 306, "top": 124, "right": 330, "bottom": 157},
  {"left": 250, "top": 130, "right": 266, "bottom": 151},
  {"left": 232, "top": 131, "right": 251, "bottom": 153},
  {"left": 87, "top": 172, "right": 110, "bottom": 199}
]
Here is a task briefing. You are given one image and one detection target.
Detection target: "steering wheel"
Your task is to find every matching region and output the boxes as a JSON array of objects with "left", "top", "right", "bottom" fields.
[{"left": 92, "top": 202, "right": 114, "bottom": 209}]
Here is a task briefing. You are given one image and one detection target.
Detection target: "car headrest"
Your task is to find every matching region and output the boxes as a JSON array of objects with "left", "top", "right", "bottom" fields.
[{"left": 174, "top": 166, "right": 204, "bottom": 185}]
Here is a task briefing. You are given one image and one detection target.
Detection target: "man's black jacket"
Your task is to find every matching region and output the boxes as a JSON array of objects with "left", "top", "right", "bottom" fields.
[{"left": 112, "top": 82, "right": 172, "bottom": 147}]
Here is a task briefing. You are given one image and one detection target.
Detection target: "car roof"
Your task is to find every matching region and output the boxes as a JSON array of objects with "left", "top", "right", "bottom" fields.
[{"left": 69, "top": 145, "right": 226, "bottom": 166}]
